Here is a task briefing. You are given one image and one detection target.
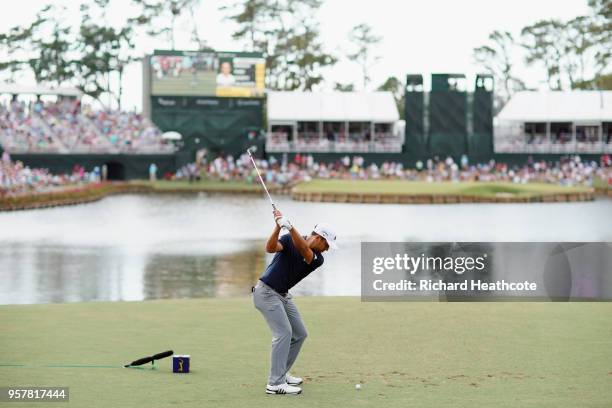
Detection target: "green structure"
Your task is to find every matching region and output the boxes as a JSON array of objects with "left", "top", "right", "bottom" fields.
[
  {"left": 144, "top": 50, "right": 267, "bottom": 163},
  {"left": 404, "top": 73, "right": 495, "bottom": 162},
  {"left": 150, "top": 96, "right": 264, "bottom": 161},
  {"left": 10, "top": 153, "right": 177, "bottom": 180},
  {"left": 404, "top": 75, "right": 426, "bottom": 159},
  {"left": 428, "top": 74, "right": 468, "bottom": 158},
  {"left": 470, "top": 74, "right": 495, "bottom": 162}
]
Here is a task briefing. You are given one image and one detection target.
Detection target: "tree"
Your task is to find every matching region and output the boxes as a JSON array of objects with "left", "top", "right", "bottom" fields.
[
  {"left": 282, "top": 26, "right": 337, "bottom": 90},
  {"left": 563, "top": 16, "right": 594, "bottom": 86},
  {"left": 574, "top": 73, "right": 612, "bottom": 90},
  {"left": 76, "top": 22, "right": 134, "bottom": 106},
  {"left": 587, "top": 0, "right": 611, "bottom": 76},
  {"left": 334, "top": 82, "right": 354, "bottom": 91},
  {"left": 187, "top": 2, "right": 209, "bottom": 50},
  {"left": 347, "top": 23, "right": 381, "bottom": 89},
  {"left": 73, "top": 1, "right": 137, "bottom": 107},
  {"left": 222, "top": 0, "right": 336, "bottom": 90},
  {"left": 473, "top": 30, "right": 525, "bottom": 106},
  {"left": 521, "top": 9, "right": 610, "bottom": 91},
  {"left": 377, "top": 76, "right": 404, "bottom": 119},
  {"left": 0, "top": 1, "right": 140, "bottom": 109},
  {"left": 473, "top": 1, "right": 610, "bottom": 93},
  {"left": 0, "top": 5, "right": 75, "bottom": 86},
  {"left": 130, "top": 0, "right": 203, "bottom": 49},
  {"left": 521, "top": 20, "right": 566, "bottom": 90},
  {"left": 221, "top": 0, "right": 268, "bottom": 52}
]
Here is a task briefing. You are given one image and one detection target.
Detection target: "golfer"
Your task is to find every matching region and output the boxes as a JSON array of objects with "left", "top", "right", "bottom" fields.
[{"left": 252, "top": 209, "right": 337, "bottom": 395}]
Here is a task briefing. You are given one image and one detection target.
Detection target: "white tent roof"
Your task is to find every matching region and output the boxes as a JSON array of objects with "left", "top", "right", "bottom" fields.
[
  {"left": 496, "top": 91, "right": 612, "bottom": 122},
  {"left": 267, "top": 91, "right": 399, "bottom": 122}
]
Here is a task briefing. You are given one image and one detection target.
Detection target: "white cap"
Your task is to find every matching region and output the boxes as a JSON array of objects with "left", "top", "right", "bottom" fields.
[{"left": 313, "top": 223, "right": 338, "bottom": 250}]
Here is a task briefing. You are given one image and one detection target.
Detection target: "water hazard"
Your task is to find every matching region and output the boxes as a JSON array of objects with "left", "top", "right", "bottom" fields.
[{"left": 1, "top": 193, "right": 610, "bottom": 304}]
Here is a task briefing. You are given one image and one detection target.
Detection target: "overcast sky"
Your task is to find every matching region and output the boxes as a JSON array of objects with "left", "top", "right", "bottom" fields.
[{"left": 0, "top": 0, "right": 591, "bottom": 110}]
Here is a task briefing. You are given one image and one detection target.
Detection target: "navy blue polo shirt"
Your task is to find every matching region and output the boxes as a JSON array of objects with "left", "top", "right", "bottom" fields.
[{"left": 260, "top": 233, "right": 324, "bottom": 294}]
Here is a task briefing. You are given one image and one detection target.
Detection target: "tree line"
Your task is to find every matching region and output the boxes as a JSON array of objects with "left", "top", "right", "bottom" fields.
[
  {"left": 0, "top": 0, "right": 609, "bottom": 114},
  {"left": 0, "top": 0, "right": 208, "bottom": 109},
  {"left": 0, "top": 0, "right": 387, "bottom": 109},
  {"left": 474, "top": 0, "right": 611, "bottom": 109}
]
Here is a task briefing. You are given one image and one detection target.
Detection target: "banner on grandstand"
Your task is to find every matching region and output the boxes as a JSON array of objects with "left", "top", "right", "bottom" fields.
[
  {"left": 150, "top": 50, "right": 265, "bottom": 98},
  {"left": 151, "top": 96, "right": 263, "bottom": 109}
]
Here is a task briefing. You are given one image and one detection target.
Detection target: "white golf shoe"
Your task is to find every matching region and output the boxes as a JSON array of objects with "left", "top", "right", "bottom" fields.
[
  {"left": 265, "top": 383, "right": 302, "bottom": 395},
  {"left": 285, "top": 372, "right": 303, "bottom": 385}
]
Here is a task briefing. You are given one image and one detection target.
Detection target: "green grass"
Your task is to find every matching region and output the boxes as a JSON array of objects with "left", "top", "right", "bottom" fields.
[
  {"left": 1, "top": 298, "right": 611, "bottom": 407},
  {"left": 0, "top": 181, "right": 267, "bottom": 210},
  {"left": 293, "top": 180, "right": 591, "bottom": 198},
  {"left": 593, "top": 177, "right": 611, "bottom": 191},
  {"left": 143, "top": 179, "right": 264, "bottom": 192}
]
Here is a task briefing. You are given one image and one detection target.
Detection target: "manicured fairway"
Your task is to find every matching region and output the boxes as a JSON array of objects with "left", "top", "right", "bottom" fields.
[
  {"left": 593, "top": 176, "right": 612, "bottom": 192},
  {"left": 293, "top": 179, "right": 591, "bottom": 198},
  {"left": 148, "top": 179, "right": 264, "bottom": 191},
  {"left": 1, "top": 298, "right": 611, "bottom": 407}
]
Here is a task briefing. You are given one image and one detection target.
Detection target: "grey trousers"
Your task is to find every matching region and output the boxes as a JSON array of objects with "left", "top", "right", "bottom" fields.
[{"left": 253, "top": 281, "right": 308, "bottom": 386}]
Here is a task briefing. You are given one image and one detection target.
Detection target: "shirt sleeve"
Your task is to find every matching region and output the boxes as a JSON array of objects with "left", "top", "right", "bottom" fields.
[
  {"left": 279, "top": 233, "right": 292, "bottom": 253},
  {"left": 309, "top": 252, "right": 324, "bottom": 269}
]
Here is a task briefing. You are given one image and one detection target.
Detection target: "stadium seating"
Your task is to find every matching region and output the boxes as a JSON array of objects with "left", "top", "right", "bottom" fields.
[{"left": 0, "top": 100, "right": 175, "bottom": 154}]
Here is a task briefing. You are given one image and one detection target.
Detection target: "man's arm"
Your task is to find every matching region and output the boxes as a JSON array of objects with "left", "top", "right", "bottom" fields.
[
  {"left": 288, "top": 227, "right": 314, "bottom": 264},
  {"left": 265, "top": 224, "right": 283, "bottom": 253},
  {"left": 270, "top": 210, "right": 314, "bottom": 263},
  {"left": 265, "top": 209, "right": 284, "bottom": 253}
]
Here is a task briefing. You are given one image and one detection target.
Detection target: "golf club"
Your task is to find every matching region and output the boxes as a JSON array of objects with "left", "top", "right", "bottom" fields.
[{"left": 246, "top": 147, "right": 277, "bottom": 211}]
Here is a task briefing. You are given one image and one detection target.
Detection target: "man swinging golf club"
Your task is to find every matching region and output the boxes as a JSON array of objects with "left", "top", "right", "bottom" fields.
[{"left": 252, "top": 209, "right": 338, "bottom": 395}]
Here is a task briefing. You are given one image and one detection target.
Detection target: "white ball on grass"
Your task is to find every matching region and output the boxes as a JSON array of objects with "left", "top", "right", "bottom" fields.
[{"left": 355, "top": 383, "right": 362, "bottom": 390}]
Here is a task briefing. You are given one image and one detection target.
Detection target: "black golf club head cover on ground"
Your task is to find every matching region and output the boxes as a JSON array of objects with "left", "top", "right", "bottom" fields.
[
  {"left": 124, "top": 350, "right": 174, "bottom": 367},
  {"left": 152, "top": 350, "right": 173, "bottom": 360}
]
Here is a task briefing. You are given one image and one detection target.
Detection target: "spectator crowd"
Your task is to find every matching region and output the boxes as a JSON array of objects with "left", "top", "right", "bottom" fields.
[
  {"left": 0, "top": 152, "right": 101, "bottom": 197},
  {"left": 176, "top": 152, "right": 612, "bottom": 189},
  {"left": 0, "top": 98, "right": 174, "bottom": 154},
  {"left": 2, "top": 150, "right": 611, "bottom": 198}
]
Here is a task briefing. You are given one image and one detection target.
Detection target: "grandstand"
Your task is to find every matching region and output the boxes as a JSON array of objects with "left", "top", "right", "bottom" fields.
[
  {"left": 494, "top": 91, "right": 612, "bottom": 155},
  {"left": 0, "top": 85, "right": 178, "bottom": 180},
  {"left": 3, "top": 67, "right": 610, "bottom": 181},
  {"left": 265, "top": 91, "right": 404, "bottom": 153},
  {"left": 0, "top": 85, "right": 174, "bottom": 155}
]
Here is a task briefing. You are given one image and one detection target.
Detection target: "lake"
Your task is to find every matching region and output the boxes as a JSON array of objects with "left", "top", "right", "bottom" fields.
[{"left": 1, "top": 193, "right": 611, "bottom": 304}]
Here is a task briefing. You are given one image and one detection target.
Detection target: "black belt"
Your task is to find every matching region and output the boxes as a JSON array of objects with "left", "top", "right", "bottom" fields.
[{"left": 252, "top": 281, "right": 288, "bottom": 297}]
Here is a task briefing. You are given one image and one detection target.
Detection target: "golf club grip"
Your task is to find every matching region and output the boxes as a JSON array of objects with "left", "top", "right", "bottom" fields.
[
  {"left": 128, "top": 356, "right": 153, "bottom": 366},
  {"left": 152, "top": 350, "right": 173, "bottom": 360}
]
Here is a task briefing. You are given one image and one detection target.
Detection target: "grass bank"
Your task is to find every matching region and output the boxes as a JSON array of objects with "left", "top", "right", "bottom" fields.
[
  {"left": 593, "top": 177, "right": 612, "bottom": 196},
  {"left": 293, "top": 180, "right": 591, "bottom": 197},
  {"left": 1, "top": 297, "right": 611, "bottom": 407},
  {"left": 292, "top": 180, "right": 594, "bottom": 204},
  {"left": 146, "top": 179, "right": 268, "bottom": 192},
  {"left": 0, "top": 179, "right": 599, "bottom": 211},
  {"left": 0, "top": 180, "right": 281, "bottom": 211}
]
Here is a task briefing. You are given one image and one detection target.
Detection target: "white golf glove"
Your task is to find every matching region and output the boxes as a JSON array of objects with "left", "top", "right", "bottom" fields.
[{"left": 276, "top": 216, "right": 293, "bottom": 230}]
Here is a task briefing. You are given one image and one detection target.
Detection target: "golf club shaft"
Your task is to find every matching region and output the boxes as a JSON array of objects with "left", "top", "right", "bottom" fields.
[{"left": 247, "top": 149, "right": 276, "bottom": 210}]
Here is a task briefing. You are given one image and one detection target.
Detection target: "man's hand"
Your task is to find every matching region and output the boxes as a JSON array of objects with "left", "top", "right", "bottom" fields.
[
  {"left": 273, "top": 209, "right": 282, "bottom": 223},
  {"left": 266, "top": 209, "right": 284, "bottom": 253},
  {"left": 273, "top": 209, "right": 293, "bottom": 230},
  {"left": 277, "top": 217, "right": 293, "bottom": 230}
]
